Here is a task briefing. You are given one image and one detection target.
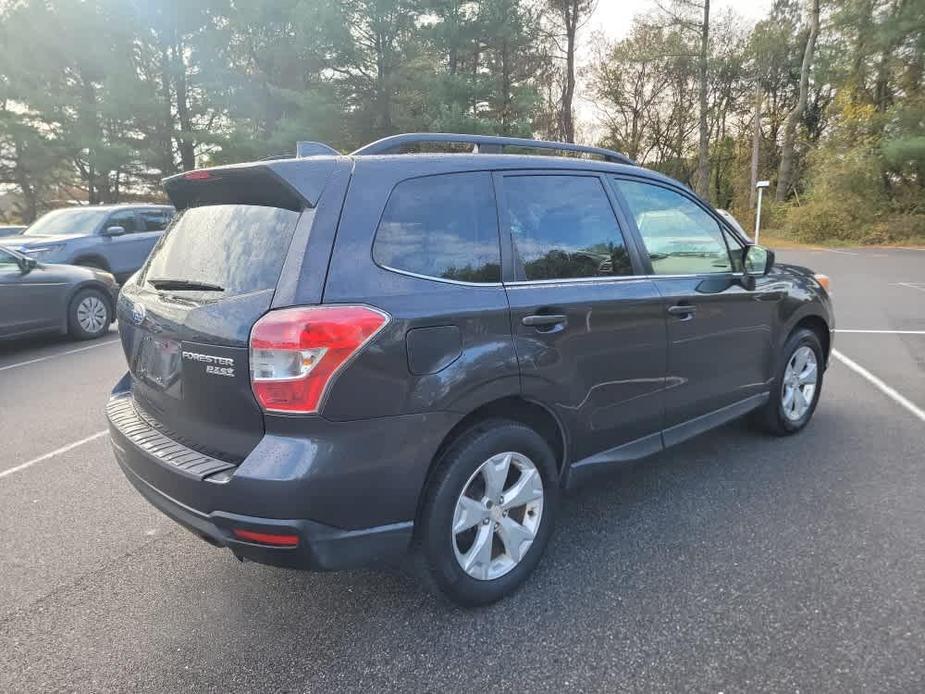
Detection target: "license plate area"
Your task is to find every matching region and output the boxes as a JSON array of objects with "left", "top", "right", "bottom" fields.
[{"left": 136, "top": 334, "right": 182, "bottom": 393}]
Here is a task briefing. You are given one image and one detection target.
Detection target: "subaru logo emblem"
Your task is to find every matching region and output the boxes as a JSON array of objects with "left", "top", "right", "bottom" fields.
[{"left": 131, "top": 302, "right": 146, "bottom": 325}]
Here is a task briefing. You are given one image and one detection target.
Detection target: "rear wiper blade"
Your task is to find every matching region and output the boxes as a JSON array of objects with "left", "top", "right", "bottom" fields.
[{"left": 148, "top": 277, "right": 224, "bottom": 291}]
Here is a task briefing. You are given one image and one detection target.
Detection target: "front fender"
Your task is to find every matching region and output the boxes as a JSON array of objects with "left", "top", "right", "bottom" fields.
[{"left": 770, "top": 265, "right": 834, "bottom": 364}]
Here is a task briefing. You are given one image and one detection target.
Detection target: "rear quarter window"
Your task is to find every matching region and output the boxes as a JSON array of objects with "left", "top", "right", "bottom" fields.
[
  {"left": 141, "top": 204, "right": 301, "bottom": 296},
  {"left": 373, "top": 172, "right": 501, "bottom": 283}
]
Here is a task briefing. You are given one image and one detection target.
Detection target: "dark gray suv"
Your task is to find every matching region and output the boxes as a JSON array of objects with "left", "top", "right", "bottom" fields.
[{"left": 107, "top": 134, "right": 834, "bottom": 606}]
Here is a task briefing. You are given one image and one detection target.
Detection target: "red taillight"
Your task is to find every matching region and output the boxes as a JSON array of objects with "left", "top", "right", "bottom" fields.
[
  {"left": 183, "top": 170, "right": 212, "bottom": 180},
  {"left": 249, "top": 305, "right": 389, "bottom": 414},
  {"left": 231, "top": 528, "right": 300, "bottom": 547}
]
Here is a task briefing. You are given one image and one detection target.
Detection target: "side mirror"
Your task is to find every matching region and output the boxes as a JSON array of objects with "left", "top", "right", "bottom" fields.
[
  {"left": 744, "top": 245, "right": 774, "bottom": 277},
  {"left": 17, "top": 256, "right": 38, "bottom": 274},
  {"left": 103, "top": 225, "right": 126, "bottom": 237}
]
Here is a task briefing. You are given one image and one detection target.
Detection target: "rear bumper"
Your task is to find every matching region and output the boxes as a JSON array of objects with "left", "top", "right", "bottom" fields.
[
  {"left": 115, "top": 452, "right": 411, "bottom": 570},
  {"left": 107, "top": 381, "right": 458, "bottom": 570}
]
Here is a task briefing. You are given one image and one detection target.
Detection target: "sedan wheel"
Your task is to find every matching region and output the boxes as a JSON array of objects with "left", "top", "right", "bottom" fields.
[
  {"left": 76, "top": 295, "right": 108, "bottom": 334},
  {"left": 68, "top": 288, "right": 112, "bottom": 340}
]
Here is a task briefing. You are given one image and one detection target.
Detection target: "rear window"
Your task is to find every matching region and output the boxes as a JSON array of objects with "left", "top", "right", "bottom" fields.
[
  {"left": 141, "top": 204, "right": 301, "bottom": 296},
  {"left": 373, "top": 172, "right": 501, "bottom": 283}
]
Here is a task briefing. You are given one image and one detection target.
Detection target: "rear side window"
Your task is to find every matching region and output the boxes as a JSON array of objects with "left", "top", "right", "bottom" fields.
[
  {"left": 373, "top": 172, "right": 501, "bottom": 283},
  {"left": 142, "top": 204, "right": 301, "bottom": 296},
  {"left": 502, "top": 175, "right": 633, "bottom": 281}
]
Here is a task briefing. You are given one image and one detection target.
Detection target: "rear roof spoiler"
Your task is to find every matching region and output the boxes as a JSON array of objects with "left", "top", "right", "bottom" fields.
[{"left": 163, "top": 158, "right": 339, "bottom": 212}]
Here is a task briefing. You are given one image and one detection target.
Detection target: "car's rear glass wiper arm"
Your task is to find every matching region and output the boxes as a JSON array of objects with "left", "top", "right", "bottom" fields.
[{"left": 147, "top": 277, "right": 225, "bottom": 291}]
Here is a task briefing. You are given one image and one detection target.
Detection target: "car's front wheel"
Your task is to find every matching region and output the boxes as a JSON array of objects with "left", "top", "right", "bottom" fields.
[
  {"left": 417, "top": 420, "right": 558, "bottom": 606},
  {"left": 753, "top": 327, "right": 825, "bottom": 435},
  {"left": 67, "top": 288, "right": 112, "bottom": 340}
]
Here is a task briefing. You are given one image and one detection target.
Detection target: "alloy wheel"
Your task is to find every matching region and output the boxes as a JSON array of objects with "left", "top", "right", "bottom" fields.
[
  {"left": 452, "top": 451, "right": 544, "bottom": 581},
  {"left": 782, "top": 345, "right": 818, "bottom": 421}
]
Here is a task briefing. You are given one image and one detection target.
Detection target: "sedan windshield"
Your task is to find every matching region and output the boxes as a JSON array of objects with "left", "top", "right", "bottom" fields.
[{"left": 23, "top": 208, "right": 108, "bottom": 236}]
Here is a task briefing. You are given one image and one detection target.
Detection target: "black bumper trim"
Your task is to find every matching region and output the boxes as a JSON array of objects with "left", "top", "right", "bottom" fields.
[
  {"left": 116, "top": 454, "right": 414, "bottom": 571},
  {"left": 107, "top": 393, "right": 236, "bottom": 480}
]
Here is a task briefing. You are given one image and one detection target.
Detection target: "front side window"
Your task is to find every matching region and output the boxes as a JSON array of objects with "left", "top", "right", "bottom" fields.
[
  {"left": 613, "top": 178, "right": 732, "bottom": 275},
  {"left": 106, "top": 210, "right": 140, "bottom": 234},
  {"left": 373, "top": 172, "right": 501, "bottom": 283},
  {"left": 502, "top": 175, "right": 633, "bottom": 281}
]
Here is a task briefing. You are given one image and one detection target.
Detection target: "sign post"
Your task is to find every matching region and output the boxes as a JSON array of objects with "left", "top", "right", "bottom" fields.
[{"left": 754, "top": 180, "right": 770, "bottom": 244}]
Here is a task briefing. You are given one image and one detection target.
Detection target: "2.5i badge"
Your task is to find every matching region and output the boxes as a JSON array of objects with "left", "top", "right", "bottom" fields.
[{"left": 182, "top": 350, "right": 236, "bottom": 378}]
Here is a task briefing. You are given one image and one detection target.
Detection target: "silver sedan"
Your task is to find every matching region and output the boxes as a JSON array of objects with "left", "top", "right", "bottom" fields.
[{"left": 0, "top": 246, "right": 119, "bottom": 341}]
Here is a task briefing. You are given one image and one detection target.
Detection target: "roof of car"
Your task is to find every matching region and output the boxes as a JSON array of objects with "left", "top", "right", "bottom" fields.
[{"left": 347, "top": 152, "right": 686, "bottom": 188}]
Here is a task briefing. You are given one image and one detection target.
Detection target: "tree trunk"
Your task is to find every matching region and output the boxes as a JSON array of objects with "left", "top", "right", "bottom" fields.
[
  {"left": 749, "top": 82, "right": 762, "bottom": 209},
  {"left": 694, "top": 0, "right": 710, "bottom": 198},
  {"left": 776, "top": 0, "right": 820, "bottom": 202},
  {"left": 172, "top": 36, "right": 196, "bottom": 171},
  {"left": 374, "top": 30, "right": 393, "bottom": 135},
  {"left": 159, "top": 45, "right": 177, "bottom": 175},
  {"left": 12, "top": 137, "right": 38, "bottom": 223},
  {"left": 559, "top": 1, "right": 577, "bottom": 143},
  {"left": 501, "top": 38, "right": 512, "bottom": 132}
]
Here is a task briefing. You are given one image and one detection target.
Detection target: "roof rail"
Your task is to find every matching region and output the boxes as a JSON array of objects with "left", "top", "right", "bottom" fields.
[{"left": 351, "top": 132, "right": 635, "bottom": 165}]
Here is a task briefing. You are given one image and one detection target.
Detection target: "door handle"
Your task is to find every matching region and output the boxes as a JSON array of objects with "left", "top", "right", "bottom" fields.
[
  {"left": 667, "top": 304, "right": 697, "bottom": 317},
  {"left": 522, "top": 314, "right": 568, "bottom": 328}
]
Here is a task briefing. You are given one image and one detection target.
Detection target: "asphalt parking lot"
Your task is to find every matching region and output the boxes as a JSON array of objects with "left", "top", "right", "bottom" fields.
[{"left": 1, "top": 247, "right": 922, "bottom": 692}]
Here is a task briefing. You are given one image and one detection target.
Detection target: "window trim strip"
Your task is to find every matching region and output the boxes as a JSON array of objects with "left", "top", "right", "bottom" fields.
[
  {"left": 504, "top": 271, "right": 746, "bottom": 288},
  {"left": 378, "top": 263, "right": 504, "bottom": 287}
]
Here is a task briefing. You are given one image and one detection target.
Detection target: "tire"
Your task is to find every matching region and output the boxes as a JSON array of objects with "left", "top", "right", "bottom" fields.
[
  {"left": 752, "top": 328, "right": 824, "bottom": 435},
  {"left": 416, "top": 420, "right": 559, "bottom": 607},
  {"left": 67, "top": 288, "right": 112, "bottom": 340}
]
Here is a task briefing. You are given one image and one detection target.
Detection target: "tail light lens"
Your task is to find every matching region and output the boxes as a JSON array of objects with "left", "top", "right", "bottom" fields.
[{"left": 249, "top": 305, "right": 389, "bottom": 414}]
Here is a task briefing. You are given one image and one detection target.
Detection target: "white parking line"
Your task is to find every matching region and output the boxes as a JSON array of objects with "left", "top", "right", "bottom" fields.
[
  {"left": 893, "top": 282, "right": 925, "bottom": 293},
  {"left": 832, "top": 349, "right": 925, "bottom": 424},
  {"left": 0, "top": 430, "right": 108, "bottom": 481},
  {"left": 0, "top": 339, "right": 120, "bottom": 373},
  {"left": 836, "top": 329, "right": 925, "bottom": 335},
  {"left": 812, "top": 248, "right": 858, "bottom": 255}
]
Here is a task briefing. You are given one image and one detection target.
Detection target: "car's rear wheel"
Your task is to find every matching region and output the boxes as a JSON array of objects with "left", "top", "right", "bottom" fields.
[
  {"left": 753, "top": 328, "right": 824, "bottom": 435},
  {"left": 68, "top": 288, "right": 112, "bottom": 340},
  {"left": 416, "top": 420, "right": 558, "bottom": 606}
]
